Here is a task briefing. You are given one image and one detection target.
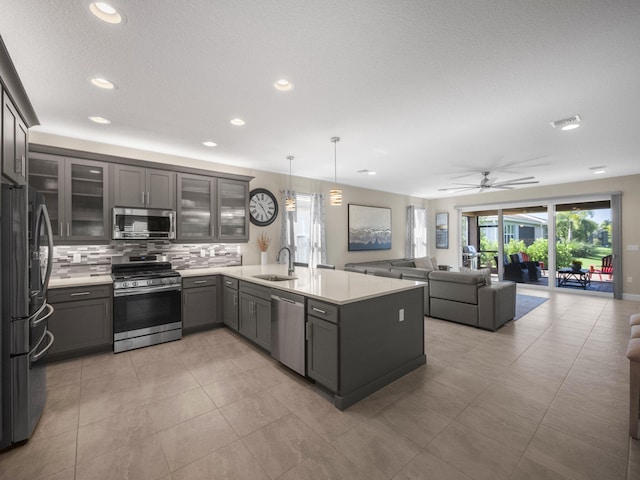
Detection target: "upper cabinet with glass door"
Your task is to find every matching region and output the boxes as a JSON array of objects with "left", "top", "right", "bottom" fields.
[
  {"left": 177, "top": 173, "right": 216, "bottom": 241},
  {"left": 217, "top": 179, "right": 249, "bottom": 241},
  {"left": 28, "top": 153, "right": 110, "bottom": 243}
]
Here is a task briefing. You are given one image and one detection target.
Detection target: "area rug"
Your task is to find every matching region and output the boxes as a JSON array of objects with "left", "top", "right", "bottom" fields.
[{"left": 514, "top": 294, "right": 548, "bottom": 320}]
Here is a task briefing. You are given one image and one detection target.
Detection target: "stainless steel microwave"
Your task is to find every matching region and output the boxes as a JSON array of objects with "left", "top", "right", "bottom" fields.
[{"left": 112, "top": 207, "right": 176, "bottom": 240}]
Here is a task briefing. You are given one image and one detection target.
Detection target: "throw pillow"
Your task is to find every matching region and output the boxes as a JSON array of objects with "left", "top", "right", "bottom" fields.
[
  {"left": 459, "top": 267, "right": 492, "bottom": 285},
  {"left": 414, "top": 256, "right": 434, "bottom": 270},
  {"left": 479, "top": 268, "right": 492, "bottom": 285},
  {"left": 430, "top": 256, "right": 439, "bottom": 269}
]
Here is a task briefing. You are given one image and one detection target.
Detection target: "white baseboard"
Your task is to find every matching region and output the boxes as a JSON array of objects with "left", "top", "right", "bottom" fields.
[{"left": 622, "top": 293, "right": 640, "bottom": 302}]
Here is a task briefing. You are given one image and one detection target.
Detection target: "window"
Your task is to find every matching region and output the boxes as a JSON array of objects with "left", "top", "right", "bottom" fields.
[
  {"left": 504, "top": 224, "right": 515, "bottom": 243},
  {"left": 281, "top": 191, "right": 327, "bottom": 267},
  {"left": 406, "top": 206, "right": 427, "bottom": 258},
  {"left": 293, "top": 193, "right": 311, "bottom": 262}
]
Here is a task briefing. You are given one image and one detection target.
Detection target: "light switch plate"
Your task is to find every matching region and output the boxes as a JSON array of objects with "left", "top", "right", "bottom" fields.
[
  {"left": 73, "top": 253, "right": 81, "bottom": 263},
  {"left": 627, "top": 245, "right": 639, "bottom": 251}
]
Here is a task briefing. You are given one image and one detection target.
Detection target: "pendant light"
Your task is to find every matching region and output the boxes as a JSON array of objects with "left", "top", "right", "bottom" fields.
[
  {"left": 330, "top": 137, "right": 342, "bottom": 206},
  {"left": 285, "top": 155, "right": 296, "bottom": 211}
]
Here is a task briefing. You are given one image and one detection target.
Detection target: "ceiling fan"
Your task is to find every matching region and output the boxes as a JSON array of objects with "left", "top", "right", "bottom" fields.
[{"left": 438, "top": 171, "right": 540, "bottom": 193}]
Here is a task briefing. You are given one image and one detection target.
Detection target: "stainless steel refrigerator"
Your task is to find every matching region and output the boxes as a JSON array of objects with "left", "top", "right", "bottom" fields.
[{"left": 1, "top": 183, "right": 54, "bottom": 449}]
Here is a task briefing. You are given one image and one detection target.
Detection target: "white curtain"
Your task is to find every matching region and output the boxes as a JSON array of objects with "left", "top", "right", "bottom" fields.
[
  {"left": 406, "top": 205, "right": 427, "bottom": 258},
  {"left": 279, "top": 189, "right": 296, "bottom": 263},
  {"left": 308, "top": 193, "right": 327, "bottom": 267}
]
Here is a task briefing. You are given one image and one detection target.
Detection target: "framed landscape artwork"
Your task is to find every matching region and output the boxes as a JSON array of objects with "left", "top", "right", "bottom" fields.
[
  {"left": 348, "top": 204, "right": 391, "bottom": 251},
  {"left": 436, "top": 212, "right": 449, "bottom": 249}
]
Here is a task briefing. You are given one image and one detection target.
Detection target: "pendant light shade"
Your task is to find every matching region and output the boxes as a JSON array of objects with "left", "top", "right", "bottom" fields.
[
  {"left": 330, "top": 137, "right": 342, "bottom": 206},
  {"left": 285, "top": 155, "right": 296, "bottom": 211}
]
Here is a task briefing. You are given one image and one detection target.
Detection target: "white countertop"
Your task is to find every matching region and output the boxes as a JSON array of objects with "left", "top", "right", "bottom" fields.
[
  {"left": 182, "top": 264, "right": 424, "bottom": 305},
  {"left": 48, "top": 265, "right": 424, "bottom": 305},
  {"left": 49, "top": 275, "right": 113, "bottom": 288}
]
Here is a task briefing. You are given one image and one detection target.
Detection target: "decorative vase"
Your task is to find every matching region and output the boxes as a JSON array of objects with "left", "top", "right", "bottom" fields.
[
  {"left": 261, "top": 251, "right": 268, "bottom": 265},
  {"left": 571, "top": 262, "right": 581, "bottom": 271}
]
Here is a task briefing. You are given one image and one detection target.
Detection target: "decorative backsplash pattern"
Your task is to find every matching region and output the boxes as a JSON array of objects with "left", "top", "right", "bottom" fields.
[{"left": 51, "top": 242, "right": 243, "bottom": 279}]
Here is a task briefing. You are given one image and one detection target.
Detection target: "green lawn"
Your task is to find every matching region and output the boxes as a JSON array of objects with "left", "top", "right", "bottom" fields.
[{"left": 566, "top": 246, "right": 612, "bottom": 270}]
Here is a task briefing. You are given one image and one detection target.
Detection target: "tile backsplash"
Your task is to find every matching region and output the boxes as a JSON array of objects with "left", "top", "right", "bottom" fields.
[{"left": 51, "top": 242, "right": 243, "bottom": 279}]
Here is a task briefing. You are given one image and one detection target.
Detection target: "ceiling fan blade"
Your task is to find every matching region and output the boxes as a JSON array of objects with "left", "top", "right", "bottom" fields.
[
  {"left": 491, "top": 176, "right": 535, "bottom": 186},
  {"left": 497, "top": 180, "right": 540, "bottom": 186},
  {"left": 488, "top": 185, "right": 514, "bottom": 190}
]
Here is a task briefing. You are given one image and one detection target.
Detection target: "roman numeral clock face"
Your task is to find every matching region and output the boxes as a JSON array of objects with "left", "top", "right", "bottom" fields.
[{"left": 249, "top": 188, "right": 279, "bottom": 226}]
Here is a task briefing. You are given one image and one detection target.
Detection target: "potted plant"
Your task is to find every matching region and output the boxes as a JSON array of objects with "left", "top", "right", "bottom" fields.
[{"left": 570, "top": 259, "right": 582, "bottom": 271}]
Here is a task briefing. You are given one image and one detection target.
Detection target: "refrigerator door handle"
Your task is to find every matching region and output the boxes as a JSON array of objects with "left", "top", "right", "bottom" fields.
[
  {"left": 30, "top": 330, "right": 55, "bottom": 364},
  {"left": 30, "top": 303, "right": 54, "bottom": 327},
  {"left": 40, "top": 203, "right": 54, "bottom": 299}
]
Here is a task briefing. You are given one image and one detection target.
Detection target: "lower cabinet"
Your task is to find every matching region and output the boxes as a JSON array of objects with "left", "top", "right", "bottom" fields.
[
  {"left": 238, "top": 281, "right": 271, "bottom": 351},
  {"left": 47, "top": 285, "right": 112, "bottom": 360},
  {"left": 306, "top": 300, "right": 339, "bottom": 392},
  {"left": 222, "top": 277, "right": 239, "bottom": 331},
  {"left": 182, "top": 275, "right": 220, "bottom": 330}
]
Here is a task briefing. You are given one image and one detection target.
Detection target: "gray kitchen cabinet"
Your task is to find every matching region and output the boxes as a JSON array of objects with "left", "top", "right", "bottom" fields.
[
  {"left": 238, "top": 281, "right": 271, "bottom": 351},
  {"left": 29, "top": 153, "right": 110, "bottom": 242},
  {"left": 2, "top": 89, "right": 28, "bottom": 186},
  {"left": 177, "top": 173, "right": 216, "bottom": 241},
  {"left": 182, "top": 275, "right": 219, "bottom": 331},
  {"left": 47, "top": 285, "right": 113, "bottom": 360},
  {"left": 306, "top": 300, "right": 339, "bottom": 391},
  {"left": 113, "top": 164, "right": 176, "bottom": 210},
  {"left": 217, "top": 178, "right": 248, "bottom": 241},
  {"left": 222, "top": 277, "right": 239, "bottom": 331}
]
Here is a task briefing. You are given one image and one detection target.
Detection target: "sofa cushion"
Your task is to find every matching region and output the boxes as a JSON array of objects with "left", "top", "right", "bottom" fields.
[
  {"left": 428, "top": 271, "right": 484, "bottom": 304},
  {"left": 413, "top": 256, "right": 434, "bottom": 270},
  {"left": 459, "top": 266, "right": 492, "bottom": 285},
  {"left": 390, "top": 266, "right": 430, "bottom": 280},
  {"left": 391, "top": 260, "right": 416, "bottom": 267}
]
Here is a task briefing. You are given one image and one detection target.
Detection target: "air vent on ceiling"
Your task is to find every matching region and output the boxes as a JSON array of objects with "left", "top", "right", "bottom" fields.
[{"left": 550, "top": 115, "right": 581, "bottom": 129}]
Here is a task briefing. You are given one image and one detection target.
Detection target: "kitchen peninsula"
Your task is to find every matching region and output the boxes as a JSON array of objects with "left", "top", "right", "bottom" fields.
[{"left": 49, "top": 265, "right": 426, "bottom": 410}]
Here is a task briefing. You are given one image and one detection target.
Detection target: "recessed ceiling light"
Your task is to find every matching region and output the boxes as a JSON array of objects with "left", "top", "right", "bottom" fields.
[
  {"left": 550, "top": 114, "right": 581, "bottom": 130},
  {"left": 89, "top": 2, "right": 124, "bottom": 24},
  {"left": 274, "top": 79, "right": 294, "bottom": 91},
  {"left": 357, "top": 169, "right": 377, "bottom": 175},
  {"left": 89, "top": 77, "right": 117, "bottom": 89},
  {"left": 590, "top": 165, "right": 606, "bottom": 174},
  {"left": 202, "top": 141, "right": 217, "bottom": 147},
  {"left": 230, "top": 118, "right": 245, "bottom": 126},
  {"left": 88, "top": 116, "right": 111, "bottom": 124}
]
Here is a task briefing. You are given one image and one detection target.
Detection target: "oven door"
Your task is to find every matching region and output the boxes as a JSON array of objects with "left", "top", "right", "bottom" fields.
[{"left": 113, "top": 285, "right": 182, "bottom": 339}]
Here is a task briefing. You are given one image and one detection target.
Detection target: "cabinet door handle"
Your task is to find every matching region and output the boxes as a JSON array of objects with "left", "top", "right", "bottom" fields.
[
  {"left": 233, "top": 295, "right": 237, "bottom": 307},
  {"left": 312, "top": 307, "right": 326, "bottom": 315},
  {"left": 141, "top": 192, "right": 145, "bottom": 205},
  {"left": 305, "top": 322, "right": 312, "bottom": 340},
  {"left": 70, "top": 291, "right": 91, "bottom": 297},
  {"left": 146, "top": 191, "right": 150, "bottom": 205},
  {"left": 225, "top": 280, "right": 233, "bottom": 286},
  {"left": 60, "top": 222, "right": 63, "bottom": 236},
  {"left": 67, "top": 223, "right": 70, "bottom": 237},
  {"left": 194, "top": 280, "right": 207, "bottom": 285},
  {"left": 21, "top": 155, "right": 26, "bottom": 175}
]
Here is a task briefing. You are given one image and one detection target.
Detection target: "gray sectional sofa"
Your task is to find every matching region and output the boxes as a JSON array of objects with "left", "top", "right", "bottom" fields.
[{"left": 343, "top": 259, "right": 516, "bottom": 331}]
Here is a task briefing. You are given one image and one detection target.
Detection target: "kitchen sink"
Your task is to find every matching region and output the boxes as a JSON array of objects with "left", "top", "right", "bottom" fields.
[{"left": 252, "top": 274, "right": 297, "bottom": 282}]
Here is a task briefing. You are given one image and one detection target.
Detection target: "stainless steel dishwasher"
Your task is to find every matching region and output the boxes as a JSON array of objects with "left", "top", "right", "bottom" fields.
[{"left": 271, "top": 292, "right": 306, "bottom": 376}]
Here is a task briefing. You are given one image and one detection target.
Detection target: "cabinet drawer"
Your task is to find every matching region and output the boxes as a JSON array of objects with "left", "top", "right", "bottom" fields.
[
  {"left": 222, "top": 276, "right": 238, "bottom": 289},
  {"left": 48, "top": 284, "right": 111, "bottom": 303},
  {"left": 183, "top": 275, "right": 218, "bottom": 289},
  {"left": 239, "top": 281, "right": 271, "bottom": 301},
  {"left": 307, "top": 299, "right": 338, "bottom": 324}
]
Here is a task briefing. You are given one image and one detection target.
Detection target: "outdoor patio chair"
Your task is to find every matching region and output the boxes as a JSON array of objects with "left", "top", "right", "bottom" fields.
[{"left": 593, "top": 254, "right": 613, "bottom": 281}]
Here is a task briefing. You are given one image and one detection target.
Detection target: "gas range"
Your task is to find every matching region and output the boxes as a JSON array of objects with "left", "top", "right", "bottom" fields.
[{"left": 110, "top": 254, "right": 182, "bottom": 353}]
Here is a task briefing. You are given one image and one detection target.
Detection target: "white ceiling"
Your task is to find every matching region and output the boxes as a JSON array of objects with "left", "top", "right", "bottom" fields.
[{"left": 2, "top": 1, "right": 639, "bottom": 198}]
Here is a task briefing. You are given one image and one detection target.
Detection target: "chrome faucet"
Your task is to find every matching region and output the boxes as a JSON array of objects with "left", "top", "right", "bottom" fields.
[{"left": 276, "top": 247, "right": 294, "bottom": 276}]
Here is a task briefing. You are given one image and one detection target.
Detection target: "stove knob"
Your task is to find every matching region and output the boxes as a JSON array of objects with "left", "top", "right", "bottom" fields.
[
  {"left": 122, "top": 282, "right": 129, "bottom": 288},
  {"left": 132, "top": 281, "right": 138, "bottom": 287}
]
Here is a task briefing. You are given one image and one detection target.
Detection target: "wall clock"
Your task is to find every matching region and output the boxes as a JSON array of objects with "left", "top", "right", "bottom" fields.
[{"left": 249, "top": 188, "right": 279, "bottom": 226}]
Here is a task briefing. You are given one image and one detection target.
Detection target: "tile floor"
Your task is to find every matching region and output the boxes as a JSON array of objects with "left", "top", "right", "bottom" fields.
[{"left": 1, "top": 288, "right": 639, "bottom": 480}]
